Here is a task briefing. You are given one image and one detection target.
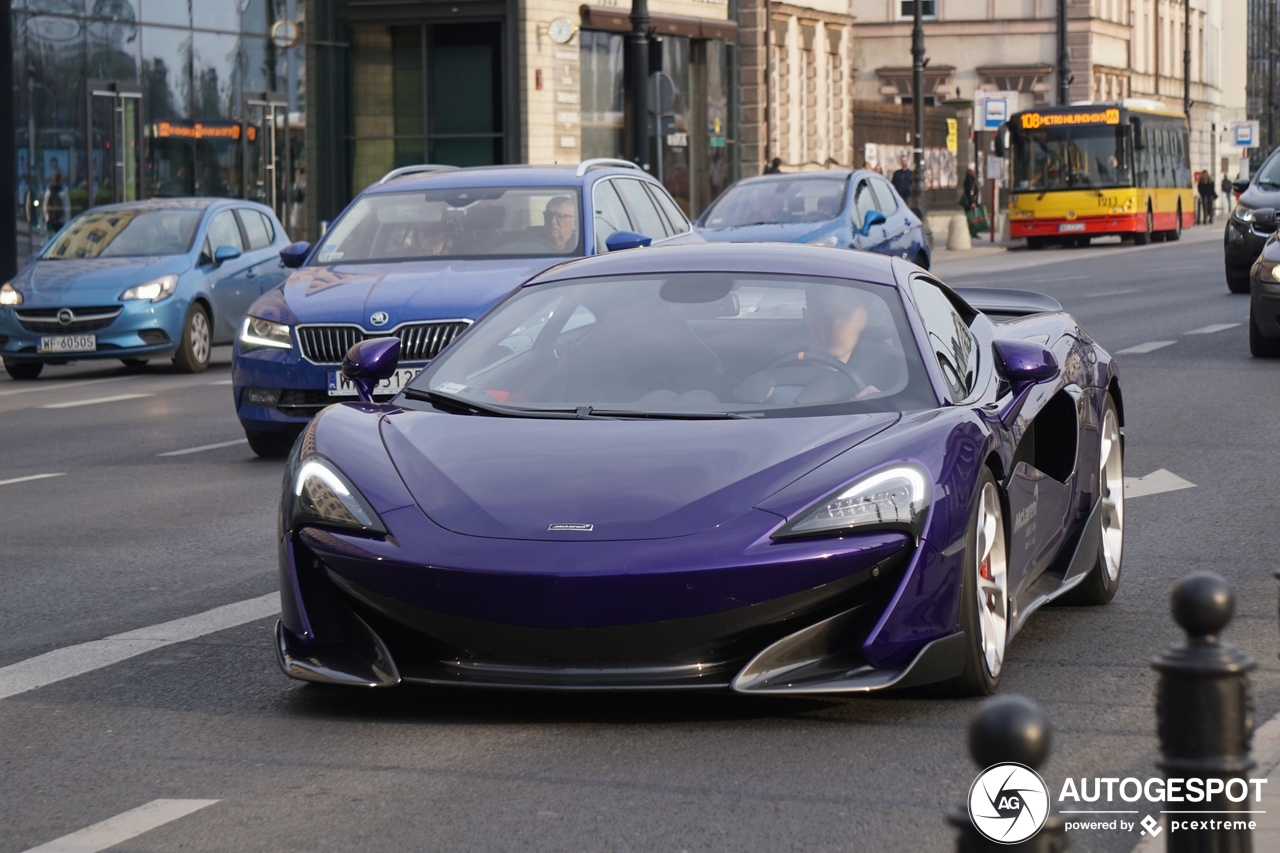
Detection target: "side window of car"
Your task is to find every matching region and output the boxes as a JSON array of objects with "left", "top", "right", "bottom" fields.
[
  {"left": 911, "top": 278, "right": 979, "bottom": 401},
  {"left": 614, "top": 179, "right": 669, "bottom": 238},
  {"left": 207, "top": 210, "right": 244, "bottom": 252},
  {"left": 592, "top": 180, "right": 633, "bottom": 253},
  {"left": 237, "top": 209, "right": 272, "bottom": 250},
  {"left": 852, "top": 180, "right": 878, "bottom": 229},
  {"left": 870, "top": 176, "right": 900, "bottom": 214},
  {"left": 646, "top": 183, "right": 690, "bottom": 234},
  {"left": 199, "top": 238, "right": 213, "bottom": 267}
]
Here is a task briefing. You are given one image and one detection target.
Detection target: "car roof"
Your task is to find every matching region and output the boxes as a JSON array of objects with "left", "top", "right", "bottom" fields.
[
  {"left": 363, "top": 164, "right": 653, "bottom": 195},
  {"left": 528, "top": 242, "right": 900, "bottom": 287},
  {"left": 83, "top": 197, "right": 218, "bottom": 213}
]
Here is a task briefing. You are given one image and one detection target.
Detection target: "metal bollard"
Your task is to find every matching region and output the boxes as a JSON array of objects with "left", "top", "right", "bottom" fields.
[
  {"left": 1152, "top": 571, "right": 1257, "bottom": 853},
  {"left": 948, "top": 695, "right": 1068, "bottom": 852}
]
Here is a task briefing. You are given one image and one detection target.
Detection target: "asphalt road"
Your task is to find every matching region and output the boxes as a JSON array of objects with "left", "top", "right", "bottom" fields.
[{"left": 2, "top": 225, "right": 1277, "bottom": 853}]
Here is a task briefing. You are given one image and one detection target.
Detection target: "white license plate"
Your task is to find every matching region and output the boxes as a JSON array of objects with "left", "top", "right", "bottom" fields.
[
  {"left": 37, "top": 334, "right": 96, "bottom": 354},
  {"left": 327, "top": 367, "right": 421, "bottom": 397},
  {"left": 1057, "top": 223, "right": 1086, "bottom": 233}
]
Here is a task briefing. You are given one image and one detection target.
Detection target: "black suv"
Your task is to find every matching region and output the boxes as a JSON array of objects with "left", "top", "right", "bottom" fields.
[{"left": 1225, "top": 149, "right": 1280, "bottom": 292}]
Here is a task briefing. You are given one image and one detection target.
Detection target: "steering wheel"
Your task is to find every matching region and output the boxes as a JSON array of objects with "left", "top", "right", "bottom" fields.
[{"left": 765, "top": 351, "right": 869, "bottom": 393}]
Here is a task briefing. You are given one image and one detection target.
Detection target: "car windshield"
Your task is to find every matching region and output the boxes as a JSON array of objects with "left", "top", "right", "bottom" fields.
[
  {"left": 312, "top": 187, "right": 584, "bottom": 263},
  {"left": 700, "top": 178, "right": 849, "bottom": 228},
  {"left": 1254, "top": 153, "right": 1280, "bottom": 189},
  {"left": 1011, "top": 125, "right": 1132, "bottom": 191},
  {"left": 404, "top": 273, "right": 936, "bottom": 418},
  {"left": 41, "top": 208, "right": 204, "bottom": 259}
]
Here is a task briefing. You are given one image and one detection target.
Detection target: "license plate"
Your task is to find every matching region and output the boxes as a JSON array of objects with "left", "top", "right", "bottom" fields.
[
  {"left": 327, "top": 367, "right": 421, "bottom": 397},
  {"left": 1057, "top": 223, "right": 1086, "bottom": 233},
  {"left": 37, "top": 334, "right": 96, "bottom": 354}
]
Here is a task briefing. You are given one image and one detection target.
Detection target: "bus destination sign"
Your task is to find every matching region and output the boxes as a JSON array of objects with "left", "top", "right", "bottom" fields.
[{"left": 1020, "top": 108, "right": 1121, "bottom": 130}]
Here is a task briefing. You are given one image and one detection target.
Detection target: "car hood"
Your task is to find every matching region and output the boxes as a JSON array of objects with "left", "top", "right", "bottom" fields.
[
  {"left": 14, "top": 257, "right": 185, "bottom": 304},
  {"left": 696, "top": 221, "right": 835, "bottom": 244},
  {"left": 378, "top": 410, "right": 899, "bottom": 541},
  {"left": 279, "top": 258, "right": 564, "bottom": 326},
  {"left": 1238, "top": 183, "right": 1280, "bottom": 210}
]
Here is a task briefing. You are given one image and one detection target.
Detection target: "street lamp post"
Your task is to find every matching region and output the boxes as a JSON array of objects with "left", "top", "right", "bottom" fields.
[
  {"left": 910, "top": 0, "right": 924, "bottom": 212},
  {"left": 1056, "top": 0, "right": 1070, "bottom": 104},
  {"left": 628, "top": 0, "right": 651, "bottom": 171},
  {"left": 0, "top": 0, "right": 15, "bottom": 280},
  {"left": 1183, "top": 0, "right": 1192, "bottom": 120}
]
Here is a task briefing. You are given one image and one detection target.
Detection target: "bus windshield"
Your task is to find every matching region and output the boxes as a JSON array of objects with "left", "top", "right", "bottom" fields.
[{"left": 1012, "top": 125, "right": 1131, "bottom": 191}]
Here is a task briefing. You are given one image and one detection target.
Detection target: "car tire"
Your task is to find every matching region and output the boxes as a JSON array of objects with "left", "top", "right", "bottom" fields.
[
  {"left": 1227, "top": 270, "right": 1251, "bottom": 294},
  {"left": 1134, "top": 207, "right": 1153, "bottom": 245},
  {"left": 1057, "top": 396, "right": 1124, "bottom": 606},
  {"left": 929, "top": 467, "right": 1007, "bottom": 697},
  {"left": 172, "top": 303, "right": 211, "bottom": 374},
  {"left": 246, "top": 429, "right": 299, "bottom": 458},
  {"left": 3, "top": 359, "right": 43, "bottom": 380},
  {"left": 1250, "top": 305, "right": 1280, "bottom": 357}
]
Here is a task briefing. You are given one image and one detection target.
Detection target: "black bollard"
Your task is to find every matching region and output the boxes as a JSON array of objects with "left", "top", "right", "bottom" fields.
[
  {"left": 1152, "top": 571, "right": 1257, "bottom": 853},
  {"left": 948, "top": 695, "right": 1068, "bottom": 852}
]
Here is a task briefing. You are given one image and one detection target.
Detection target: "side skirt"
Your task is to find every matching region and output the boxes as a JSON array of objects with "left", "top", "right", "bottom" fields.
[{"left": 1007, "top": 494, "right": 1104, "bottom": 641}]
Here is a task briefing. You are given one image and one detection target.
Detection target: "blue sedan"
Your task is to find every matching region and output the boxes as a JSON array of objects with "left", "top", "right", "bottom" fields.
[
  {"left": 695, "top": 170, "right": 931, "bottom": 268},
  {"left": 232, "top": 160, "right": 698, "bottom": 457},
  {"left": 0, "top": 199, "right": 291, "bottom": 379}
]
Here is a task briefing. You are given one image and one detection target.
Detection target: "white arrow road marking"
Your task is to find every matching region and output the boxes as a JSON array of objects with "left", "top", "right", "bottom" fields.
[
  {"left": 1123, "top": 469, "right": 1196, "bottom": 499},
  {"left": 0, "top": 473, "right": 65, "bottom": 487},
  {"left": 41, "top": 393, "right": 152, "bottom": 409},
  {"left": 0, "top": 594, "right": 277, "bottom": 700},
  {"left": 158, "top": 438, "right": 248, "bottom": 457},
  {"left": 20, "top": 799, "right": 219, "bottom": 853},
  {"left": 1116, "top": 341, "right": 1177, "bottom": 355},
  {"left": 1186, "top": 323, "right": 1241, "bottom": 334}
]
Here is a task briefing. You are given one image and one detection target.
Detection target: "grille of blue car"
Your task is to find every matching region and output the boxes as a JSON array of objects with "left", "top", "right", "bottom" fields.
[
  {"left": 296, "top": 321, "right": 469, "bottom": 365},
  {"left": 15, "top": 306, "right": 122, "bottom": 333}
]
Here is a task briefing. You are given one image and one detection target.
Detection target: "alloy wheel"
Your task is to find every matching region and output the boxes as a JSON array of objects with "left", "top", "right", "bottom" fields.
[
  {"left": 974, "top": 481, "right": 1008, "bottom": 678},
  {"left": 190, "top": 310, "right": 211, "bottom": 365},
  {"left": 1098, "top": 406, "right": 1124, "bottom": 580}
]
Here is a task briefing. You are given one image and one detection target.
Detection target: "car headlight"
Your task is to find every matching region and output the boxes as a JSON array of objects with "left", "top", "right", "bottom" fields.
[
  {"left": 773, "top": 463, "right": 931, "bottom": 540},
  {"left": 119, "top": 275, "right": 178, "bottom": 302},
  {"left": 0, "top": 282, "right": 22, "bottom": 306},
  {"left": 239, "top": 316, "right": 293, "bottom": 351},
  {"left": 806, "top": 232, "right": 841, "bottom": 247},
  {"left": 1263, "top": 262, "right": 1280, "bottom": 283},
  {"left": 1234, "top": 205, "right": 1255, "bottom": 224},
  {"left": 291, "top": 457, "right": 386, "bottom": 534}
]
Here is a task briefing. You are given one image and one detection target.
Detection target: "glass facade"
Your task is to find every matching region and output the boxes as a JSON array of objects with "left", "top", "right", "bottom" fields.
[{"left": 12, "top": 0, "right": 306, "bottom": 257}]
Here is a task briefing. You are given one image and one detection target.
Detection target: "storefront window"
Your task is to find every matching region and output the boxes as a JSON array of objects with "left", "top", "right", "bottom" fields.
[
  {"left": 657, "top": 36, "right": 692, "bottom": 215},
  {"left": 705, "top": 40, "right": 731, "bottom": 208},
  {"left": 580, "top": 30, "right": 624, "bottom": 159}
]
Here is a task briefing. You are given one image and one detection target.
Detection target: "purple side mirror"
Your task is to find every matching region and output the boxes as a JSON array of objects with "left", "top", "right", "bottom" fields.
[
  {"left": 342, "top": 337, "right": 400, "bottom": 403},
  {"left": 279, "top": 241, "right": 311, "bottom": 268},
  {"left": 991, "top": 339, "right": 1058, "bottom": 427}
]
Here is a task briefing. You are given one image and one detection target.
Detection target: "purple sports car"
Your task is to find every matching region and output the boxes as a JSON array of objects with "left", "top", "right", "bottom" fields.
[{"left": 275, "top": 243, "right": 1124, "bottom": 696}]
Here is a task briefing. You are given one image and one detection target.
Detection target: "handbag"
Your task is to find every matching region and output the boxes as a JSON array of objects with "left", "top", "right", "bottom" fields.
[{"left": 966, "top": 204, "right": 990, "bottom": 235}]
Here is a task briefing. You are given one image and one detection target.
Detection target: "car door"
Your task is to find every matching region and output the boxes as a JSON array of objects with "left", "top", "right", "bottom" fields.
[
  {"left": 851, "top": 178, "right": 891, "bottom": 255},
  {"left": 203, "top": 208, "right": 257, "bottom": 340},
  {"left": 870, "top": 176, "right": 912, "bottom": 259},
  {"left": 235, "top": 208, "right": 288, "bottom": 294}
]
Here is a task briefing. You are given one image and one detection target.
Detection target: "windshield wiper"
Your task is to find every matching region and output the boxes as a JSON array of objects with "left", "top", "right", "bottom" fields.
[
  {"left": 403, "top": 389, "right": 579, "bottom": 419},
  {"left": 581, "top": 409, "right": 758, "bottom": 420}
]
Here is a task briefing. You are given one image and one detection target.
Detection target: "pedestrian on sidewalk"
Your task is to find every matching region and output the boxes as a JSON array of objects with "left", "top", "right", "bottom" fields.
[
  {"left": 763, "top": 158, "right": 783, "bottom": 175},
  {"left": 891, "top": 155, "right": 912, "bottom": 200},
  {"left": 958, "top": 167, "right": 977, "bottom": 212},
  {"left": 1197, "top": 170, "right": 1218, "bottom": 224}
]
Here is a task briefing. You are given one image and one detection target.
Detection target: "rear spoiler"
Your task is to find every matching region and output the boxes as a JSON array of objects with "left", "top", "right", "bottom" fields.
[{"left": 952, "top": 287, "right": 1062, "bottom": 318}]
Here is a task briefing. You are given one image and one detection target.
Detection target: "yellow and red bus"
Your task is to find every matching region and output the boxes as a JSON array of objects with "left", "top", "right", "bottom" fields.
[{"left": 1006, "top": 101, "right": 1194, "bottom": 247}]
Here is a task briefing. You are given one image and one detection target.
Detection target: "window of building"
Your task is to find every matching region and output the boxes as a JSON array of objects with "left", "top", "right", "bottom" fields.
[
  {"left": 580, "top": 30, "right": 626, "bottom": 161},
  {"left": 898, "top": 1, "right": 937, "bottom": 19}
]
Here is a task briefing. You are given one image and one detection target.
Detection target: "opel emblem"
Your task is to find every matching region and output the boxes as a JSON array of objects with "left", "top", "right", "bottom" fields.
[
  {"left": 56, "top": 308, "right": 74, "bottom": 326},
  {"left": 369, "top": 311, "right": 389, "bottom": 327}
]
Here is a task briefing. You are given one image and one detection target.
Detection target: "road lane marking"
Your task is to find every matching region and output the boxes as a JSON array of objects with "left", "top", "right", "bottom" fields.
[
  {"left": 1186, "top": 323, "right": 1240, "bottom": 334},
  {"left": 207, "top": 379, "right": 233, "bottom": 385},
  {"left": 158, "top": 438, "right": 248, "bottom": 457},
  {"left": 40, "top": 393, "right": 153, "bottom": 409},
  {"left": 20, "top": 799, "right": 219, "bottom": 853},
  {"left": 0, "top": 473, "right": 65, "bottom": 487},
  {"left": 0, "top": 376, "right": 131, "bottom": 397},
  {"left": 1124, "top": 469, "right": 1196, "bottom": 499},
  {"left": 1081, "top": 288, "right": 1139, "bottom": 297},
  {"left": 0, "top": 594, "right": 277, "bottom": 700},
  {"left": 1116, "top": 341, "right": 1176, "bottom": 355}
]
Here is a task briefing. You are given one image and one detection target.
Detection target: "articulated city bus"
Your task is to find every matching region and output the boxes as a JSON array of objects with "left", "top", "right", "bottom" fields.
[{"left": 1006, "top": 101, "right": 1194, "bottom": 247}]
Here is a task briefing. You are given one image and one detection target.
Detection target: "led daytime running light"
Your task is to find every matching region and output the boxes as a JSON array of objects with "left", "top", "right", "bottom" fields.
[
  {"left": 292, "top": 458, "right": 385, "bottom": 533},
  {"left": 776, "top": 464, "right": 930, "bottom": 539},
  {"left": 240, "top": 316, "right": 293, "bottom": 351}
]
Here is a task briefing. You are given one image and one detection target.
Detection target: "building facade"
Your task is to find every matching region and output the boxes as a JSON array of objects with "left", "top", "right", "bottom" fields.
[{"left": 11, "top": 0, "right": 305, "bottom": 258}]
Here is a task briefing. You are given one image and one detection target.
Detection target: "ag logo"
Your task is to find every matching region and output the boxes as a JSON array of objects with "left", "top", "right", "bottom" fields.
[
  {"left": 369, "top": 311, "right": 389, "bottom": 327},
  {"left": 968, "top": 763, "right": 1050, "bottom": 844}
]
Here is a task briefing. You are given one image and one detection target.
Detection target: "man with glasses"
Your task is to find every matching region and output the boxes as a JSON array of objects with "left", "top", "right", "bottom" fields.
[{"left": 544, "top": 196, "right": 578, "bottom": 253}]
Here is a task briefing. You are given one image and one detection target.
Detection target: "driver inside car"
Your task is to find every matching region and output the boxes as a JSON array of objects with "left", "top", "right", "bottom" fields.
[{"left": 800, "top": 287, "right": 881, "bottom": 398}]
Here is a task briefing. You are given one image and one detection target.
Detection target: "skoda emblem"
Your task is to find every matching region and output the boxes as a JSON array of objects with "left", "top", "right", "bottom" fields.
[
  {"left": 56, "top": 308, "right": 74, "bottom": 326},
  {"left": 369, "top": 311, "right": 389, "bottom": 327}
]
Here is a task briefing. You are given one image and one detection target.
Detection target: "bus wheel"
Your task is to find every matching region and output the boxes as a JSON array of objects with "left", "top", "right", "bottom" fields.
[
  {"left": 1134, "top": 207, "right": 1153, "bottom": 245},
  {"left": 1168, "top": 203, "right": 1183, "bottom": 241}
]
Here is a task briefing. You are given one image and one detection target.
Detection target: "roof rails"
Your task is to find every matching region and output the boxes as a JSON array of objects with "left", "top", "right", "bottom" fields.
[
  {"left": 575, "top": 158, "right": 642, "bottom": 177},
  {"left": 376, "top": 164, "right": 458, "bottom": 185}
]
